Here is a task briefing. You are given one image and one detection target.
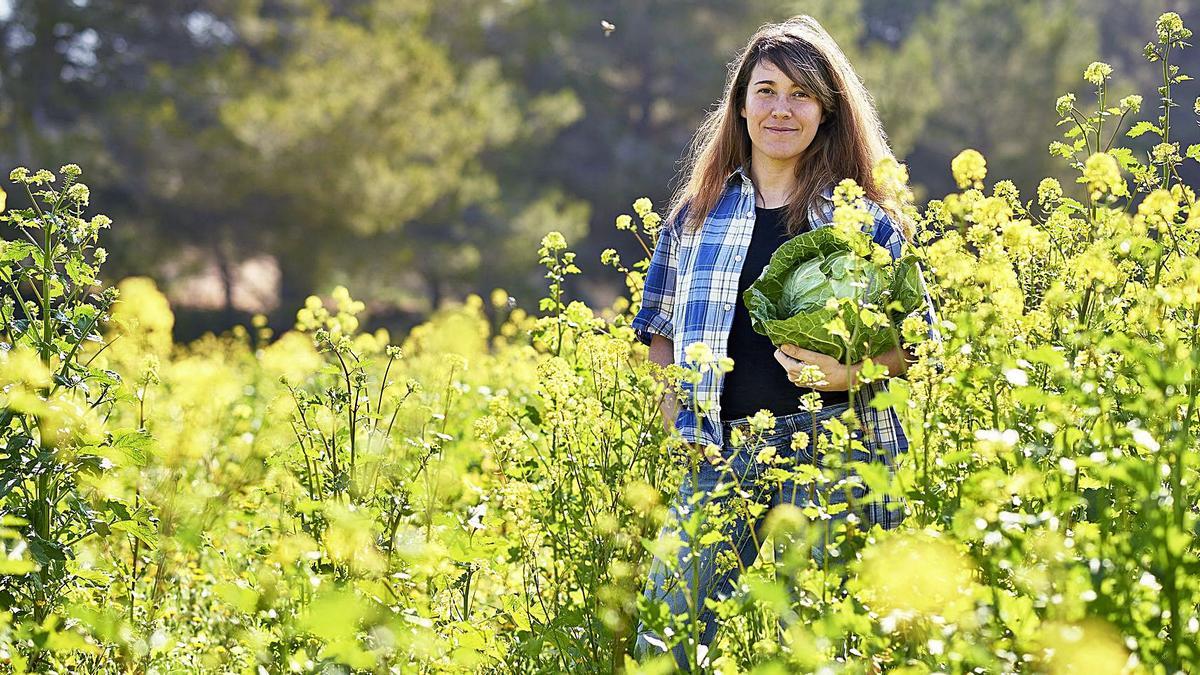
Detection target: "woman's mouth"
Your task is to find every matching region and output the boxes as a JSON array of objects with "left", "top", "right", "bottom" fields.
[{"left": 766, "top": 127, "right": 797, "bottom": 134}]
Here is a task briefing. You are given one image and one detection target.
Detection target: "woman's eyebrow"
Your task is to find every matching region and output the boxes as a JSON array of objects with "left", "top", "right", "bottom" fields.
[{"left": 752, "top": 79, "right": 802, "bottom": 87}]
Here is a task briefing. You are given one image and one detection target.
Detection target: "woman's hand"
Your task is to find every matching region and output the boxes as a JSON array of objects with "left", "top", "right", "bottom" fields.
[
  {"left": 775, "top": 344, "right": 910, "bottom": 391},
  {"left": 774, "top": 344, "right": 856, "bottom": 391}
]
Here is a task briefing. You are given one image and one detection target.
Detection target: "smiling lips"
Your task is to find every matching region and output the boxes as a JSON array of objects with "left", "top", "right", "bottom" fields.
[{"left": 765, "top": 126, "right": 797, "bottom": 133}]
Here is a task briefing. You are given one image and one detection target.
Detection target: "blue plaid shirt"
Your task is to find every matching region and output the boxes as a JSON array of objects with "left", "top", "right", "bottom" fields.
[{"left": 631, "top": 166, "right": 940, "bottom": 455}]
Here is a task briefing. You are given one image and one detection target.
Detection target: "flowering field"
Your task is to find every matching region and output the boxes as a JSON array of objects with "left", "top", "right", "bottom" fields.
[{"left": 2, "top": 13, "right": 1200, "bottom": 675}]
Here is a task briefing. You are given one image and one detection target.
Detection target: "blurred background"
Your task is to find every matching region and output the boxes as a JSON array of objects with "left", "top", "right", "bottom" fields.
[{"left": 1, "top": 0, "right": 1197, "bottom": 341}]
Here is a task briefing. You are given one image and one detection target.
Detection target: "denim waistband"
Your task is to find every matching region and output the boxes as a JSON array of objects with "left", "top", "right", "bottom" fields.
[{"left": 721, "top": 401, "right": 852, "bottom": 439}]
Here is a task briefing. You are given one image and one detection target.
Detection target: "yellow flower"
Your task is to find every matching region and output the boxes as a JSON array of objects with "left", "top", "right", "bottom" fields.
[
  {"left": 1037, "top": 178, "right": 1063, "bottom": 207},
  {"left": 0, "top": 346, "right": 52, "bottom": 389},
  {"left": 1001, "top": 219, "right": 1049, "bottom": 257},
  {"left": 1138, "top": 188, "right": 1178, "bottom": 225},
  {"left": 615, "top": 214, "right": 633, "bottom": 231},
  {"left": 832, "top": 178, "right": 865, "bottom": 206},
  {"left": 748, "top": 409, "right": 775, "bottom": 434},
  {"left": 1083, "top": 61, "right": 1113, "bottom": 86},
  {"left": 856, "top": 531, "right": 978, "bottom": 621},
  {"left": 1152, "top": 142, "right": 1181, "bottom": 165},
  {"left": 1156, "top": 12, "right": 1189, "bottom": 42},
  {"left": 540, "top": 231, "right": 567, "bottom": 252},
  {"left": 632, "top": 197, "right": 653, "bottom": 218},
  {"left": 951, "top": 149, "right": 987, "bottom": 189},
  {"left": 970, "top": 196, "right": 1012, "bottom": 226},
  {"left": 1120, "top": 95, "right": 1143, "bottom": 113},
  {"left": 0, "top": 185, "right": 6, "bottom": 213},
  {"left": 684, "top": 340, "right": 714, "bottom": 366},
  {"left": 756, "top": 445, "right": 777, "bottom": 464},
  {"left": 1055, "top": 93, "right": 1076, "bottom": 116},
  {"left": 1035, "top": 620, "right": 1129, "bottom": 674},
  {"left": 490, "top": 288, "right": 510, "bottom": 308},
  {"left": 1081, "top": 152, "right": 1127, "bottom": 199},
  {"left": 872, "top": 156, "right": 911, "bottom": 199}
]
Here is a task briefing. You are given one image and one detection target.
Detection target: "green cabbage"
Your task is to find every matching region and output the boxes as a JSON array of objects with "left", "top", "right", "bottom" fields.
[{"left": 744, "top": 227, "right": 924, "bottom": 362}]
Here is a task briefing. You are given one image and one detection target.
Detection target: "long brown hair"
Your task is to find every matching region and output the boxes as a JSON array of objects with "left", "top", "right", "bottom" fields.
[{"left": 668, "top": 15, "right": 905, "bottom": 237}]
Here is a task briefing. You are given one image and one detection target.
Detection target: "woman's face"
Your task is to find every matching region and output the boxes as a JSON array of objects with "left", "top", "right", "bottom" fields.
[{"left": 739, "top": 59, "right": 825, "bottom": 169}]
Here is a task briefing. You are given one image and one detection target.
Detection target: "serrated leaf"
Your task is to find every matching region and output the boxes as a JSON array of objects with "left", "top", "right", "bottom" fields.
[
  {"left": 1109, "top": 147, "right": 1138, "bottom": 169},
  {"left": 101, "top": 428, "right": 152, "bottom": 467},
  {"left": 0, "top": 240, "right": 38, "bottom": 264},
  {"left": 111, "top": 520, "right": 158, "bottom": 549},
  {"left": 1127, "top": 121, "right": 1162, "bottom": 138}
]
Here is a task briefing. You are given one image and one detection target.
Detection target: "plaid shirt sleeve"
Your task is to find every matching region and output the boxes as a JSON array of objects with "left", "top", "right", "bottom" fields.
[
  {"left": 869, "top": 210, "right": 942, "bottom": 347},
  {"left": 630, "top": 210, "right": 683, "bottom": 346}
]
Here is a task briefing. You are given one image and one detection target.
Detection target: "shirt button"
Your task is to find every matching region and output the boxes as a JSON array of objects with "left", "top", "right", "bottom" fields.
[
  {"left": 724, "top": 304, "right": 732, "bottom": 311},
  {"left": 734, "top": 255, "right": 742, "bottom": 261}
]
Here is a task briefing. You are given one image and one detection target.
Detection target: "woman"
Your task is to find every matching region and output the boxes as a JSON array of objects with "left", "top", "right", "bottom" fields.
[{"left": 629, "top": 15, "right": 939, "bottom": 668}]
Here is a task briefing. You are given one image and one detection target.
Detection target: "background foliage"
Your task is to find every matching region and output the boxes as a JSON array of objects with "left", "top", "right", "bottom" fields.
[
  {"left": 2, "top": 0, "right": 1198, "bottom": 339},
  {"left": 2, "top": 3, "right": 1200, "bottom": 674}
]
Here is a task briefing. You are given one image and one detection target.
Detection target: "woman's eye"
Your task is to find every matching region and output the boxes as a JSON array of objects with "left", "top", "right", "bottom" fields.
[
  {"left": 793, "top": 91, "right": 808, "bottom": 98},
  {"left": 758, "top": 88, "right": 772, "bottom": 94}
]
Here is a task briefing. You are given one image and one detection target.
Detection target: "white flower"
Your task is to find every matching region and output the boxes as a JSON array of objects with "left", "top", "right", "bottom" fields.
[
  {"left": 1129, "top": 427, "right": 1160, "bottom": 452},
  {"left": 1003, "top": 368, "right": 1028, "bottom": 387},
  {"left": 466, "top": 503, "right": 487, "bottom": 530}
]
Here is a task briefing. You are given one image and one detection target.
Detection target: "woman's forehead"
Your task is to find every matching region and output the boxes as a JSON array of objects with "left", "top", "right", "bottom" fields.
[
  {"left": 750, "top": 60, "right": 788, "bottom": 80},
  {"left": 749, "top": 58, "right": 816, "bottom": 88}
]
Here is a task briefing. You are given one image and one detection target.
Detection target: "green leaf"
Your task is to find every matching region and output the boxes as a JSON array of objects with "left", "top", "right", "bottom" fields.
[
  {"left": 1186, "top": 144, "right": 1200, "bottom": 162},
  {"left": 299, "top": 589, "right": 371, "bottom": 643},
  {"left": 524, "top": 404, "right": 542, "bottom": 426},
  {"left": 101, "top": 428, "right": 153, "bottom": 467},
  {"left": 215, "top": 581, "right": 260, "bottom": 613},
  {"left": 1127, "top": 121, "right": 1163, "bottom": 138},
  {"left": 869, "top": 384, "right": 909, "bottom": 411},
  {"left": 0, "top": 240, "right": 38, "bottom": 264},
  {"left": 111, "top": 519, "right": 159, "bottom": 549}
]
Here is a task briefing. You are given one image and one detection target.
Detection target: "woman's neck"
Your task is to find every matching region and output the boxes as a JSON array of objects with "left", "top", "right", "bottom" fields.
[{"left": 748, "top": 153, "right": 799, "bottom": 208}]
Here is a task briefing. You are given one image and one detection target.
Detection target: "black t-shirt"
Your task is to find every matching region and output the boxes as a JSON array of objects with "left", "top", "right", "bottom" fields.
[{"left": 719, "top": 205, "right": 850, "bottom": 422}]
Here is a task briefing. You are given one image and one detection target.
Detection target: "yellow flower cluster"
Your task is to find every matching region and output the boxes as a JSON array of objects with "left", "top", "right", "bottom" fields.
[
  {"left": 1037, "top": 178, "right": 1063, "bottom": 208},
  {"left": 1083, "top": 61, "right": 1113, "bottom": 86},
  {"left": 294, "top": 285, "right": 381, "bottom": 352},
  {"left": 951, "top": 149, "right": 987, "bottom": 189},
  {"left": 1156, "top": 12, "right": 1190, "bottom": 42},
  {"left": 1080, "top": 152, "right": 1128, "bottom": 200},
  {"left": 539, "top": 231, "right": 567, "bottom": 253},
  {"left": 830, "top": 179, "right": 874, "bottom": 255}
]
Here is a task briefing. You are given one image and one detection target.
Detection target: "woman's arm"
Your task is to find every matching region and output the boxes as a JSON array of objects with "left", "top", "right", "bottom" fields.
[{"left": 648, "top": 334, "right": 679, "bottom": 434}]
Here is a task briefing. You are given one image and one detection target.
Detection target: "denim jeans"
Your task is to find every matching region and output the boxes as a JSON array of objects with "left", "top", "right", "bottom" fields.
[{"left": 633, "top": 402, "right": 903, "bottom": 670}]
